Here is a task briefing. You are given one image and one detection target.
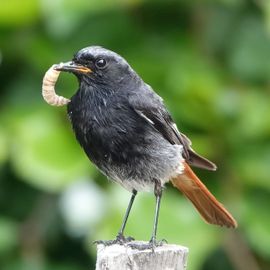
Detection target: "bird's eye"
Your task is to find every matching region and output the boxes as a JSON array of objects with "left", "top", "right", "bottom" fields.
[{"left": 95, "top": 58, "right": 107, "bottom": 69}]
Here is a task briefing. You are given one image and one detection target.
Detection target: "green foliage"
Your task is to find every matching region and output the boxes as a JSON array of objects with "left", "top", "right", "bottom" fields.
[
  {"left": 0, "top": 218, "right": 17, "bottom": 255},
  {"left": 8, "top": 109, "right": 92, "bottom": 192},
  {"left": 0, "top": 128, "right": 8, "bottom": 165},
  {"left": 0, "top": 1, "right": 270, "bottom": 269}
]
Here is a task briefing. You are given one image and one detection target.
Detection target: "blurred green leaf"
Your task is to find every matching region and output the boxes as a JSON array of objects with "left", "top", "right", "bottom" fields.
[
  {"left": 234, "top": 145, "right": 270, "bottom": 190},
  {"left": 0, "top": 127, "right": 8, "bottom": 165},
  {"left": 8, "top": 109, "right": 92, "bottom": 192},
  {"left": 228, "top": 16, "right": 270, "bottom": 83},
  {"left": 0, "top": 0, "right": 39, "bottom": 27},
  {"left": 236, "top": 90, "right": 270, "bottom": 140},
  {"left": 0, "top": 218, "right": 17, "bottom": 255},
  {"left": 262, "top": 0, "right": 270, "bottom": 33},
  {"left": 242, "top": 190, "right": 270, "bottom": 258},
  {"left": 41, "top": 0, "right": 142, "bottom": 38}
]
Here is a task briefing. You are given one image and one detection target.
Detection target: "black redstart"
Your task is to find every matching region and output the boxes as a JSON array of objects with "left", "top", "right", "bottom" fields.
[{"left": 54, "top": 46, "right": 237, "bottom": 247}]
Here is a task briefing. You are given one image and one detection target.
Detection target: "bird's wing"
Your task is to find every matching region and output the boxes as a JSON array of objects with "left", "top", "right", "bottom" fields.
[{"left": 128, "top": 90, "right": 217, "bottom": 171}]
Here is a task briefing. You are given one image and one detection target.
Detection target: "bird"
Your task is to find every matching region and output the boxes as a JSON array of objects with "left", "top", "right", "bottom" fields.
[{"left": 55, "top": 46, "right": 237, "bottom": 248}]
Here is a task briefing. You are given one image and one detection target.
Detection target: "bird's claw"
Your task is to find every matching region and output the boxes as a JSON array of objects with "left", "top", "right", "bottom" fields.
[
  {"left": 149, "top": 237, "right": 166, "bottom": 251},
  {"left": 94, "top": 233, "right": 135, "bottom": 246},
  {"left": 127, "top": 238, "right": 167, "bottom": 251},
  {"left": 116, "top": 233, "right": 135, "bottom": 243},
  {"left": 93, "top": 239, "right": 116, "bottom": 246}
]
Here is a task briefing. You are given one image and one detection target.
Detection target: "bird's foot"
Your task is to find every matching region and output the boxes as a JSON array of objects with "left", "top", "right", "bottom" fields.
[
  {"left": 127, "top": 237, "right": 167, "bottom": 251},
  {"left": 94, "top": 233, "right": 134, "bottom": 246},
  {"left": 115, "top": 232, "right": 135, "bottom": 244}
]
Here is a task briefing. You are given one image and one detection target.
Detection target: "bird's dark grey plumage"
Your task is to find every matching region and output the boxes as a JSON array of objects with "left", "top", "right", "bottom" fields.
[
  {"left": 55, "top": 46, "right": 236, "bottom": 246},
  {"left": 66, "top": 46, "right": 215, "bottom": 192}
]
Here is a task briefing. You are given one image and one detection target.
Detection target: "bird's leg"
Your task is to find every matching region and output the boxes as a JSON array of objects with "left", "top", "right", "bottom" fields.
[
  {"left": 127, "top": 180, "right": 165, "bottom": 251},
  {"left": 116, "top": 189, "right": 137, "bottom": 243},
  {"left": 95, "top": 190, "right": 137, "bottom": 246},
  {"left": 149, "top": 179, "right": 164, "bottom": 248}
]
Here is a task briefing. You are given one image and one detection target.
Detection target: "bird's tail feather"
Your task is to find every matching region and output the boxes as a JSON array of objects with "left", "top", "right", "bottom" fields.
[{"left": 171, "top": 162, "right": 237, "bottom": 228}]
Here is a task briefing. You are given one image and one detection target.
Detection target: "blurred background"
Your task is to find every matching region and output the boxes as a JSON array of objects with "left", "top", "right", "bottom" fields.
[{"left": 0, "top": 0, "right": 270, "bottom": 269}]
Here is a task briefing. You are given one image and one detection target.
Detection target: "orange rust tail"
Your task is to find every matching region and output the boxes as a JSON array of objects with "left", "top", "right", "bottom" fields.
[{"left": 171, "top": 162, "right": 237, "bottom": 228}]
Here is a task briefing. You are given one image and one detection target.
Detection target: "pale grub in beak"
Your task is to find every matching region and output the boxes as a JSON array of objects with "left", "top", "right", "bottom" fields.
[{"left": 42, "top": 64, "right": 70, "bottom": 106}]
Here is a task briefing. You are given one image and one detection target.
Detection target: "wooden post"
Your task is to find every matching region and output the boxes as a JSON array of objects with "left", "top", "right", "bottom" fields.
[{"left": 95, "top": 241, "right": 189, "bottom": 270}]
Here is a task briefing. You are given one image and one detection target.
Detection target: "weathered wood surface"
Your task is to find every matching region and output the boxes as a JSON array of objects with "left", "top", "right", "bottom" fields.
[{"left": 95, "top": 241, "right": 189, "bottom": 270}]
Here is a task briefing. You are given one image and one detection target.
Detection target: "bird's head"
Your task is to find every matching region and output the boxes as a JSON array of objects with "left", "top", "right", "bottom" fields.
[{"left": 55, "top": 46, "right": 139, "bottom": 88}]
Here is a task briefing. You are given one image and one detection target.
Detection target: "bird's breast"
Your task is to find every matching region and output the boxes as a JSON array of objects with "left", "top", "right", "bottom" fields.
[
  {"left": 67, "top": 94, "right": 147, "bottom": 165},
  {"left": 67, "top": 92, "right": 184, "bottom": 191}
]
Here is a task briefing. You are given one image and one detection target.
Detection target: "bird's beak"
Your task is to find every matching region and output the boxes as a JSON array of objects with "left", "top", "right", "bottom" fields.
[{"left": 54, "top": 61, "right": 92, "bottom": 74}]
